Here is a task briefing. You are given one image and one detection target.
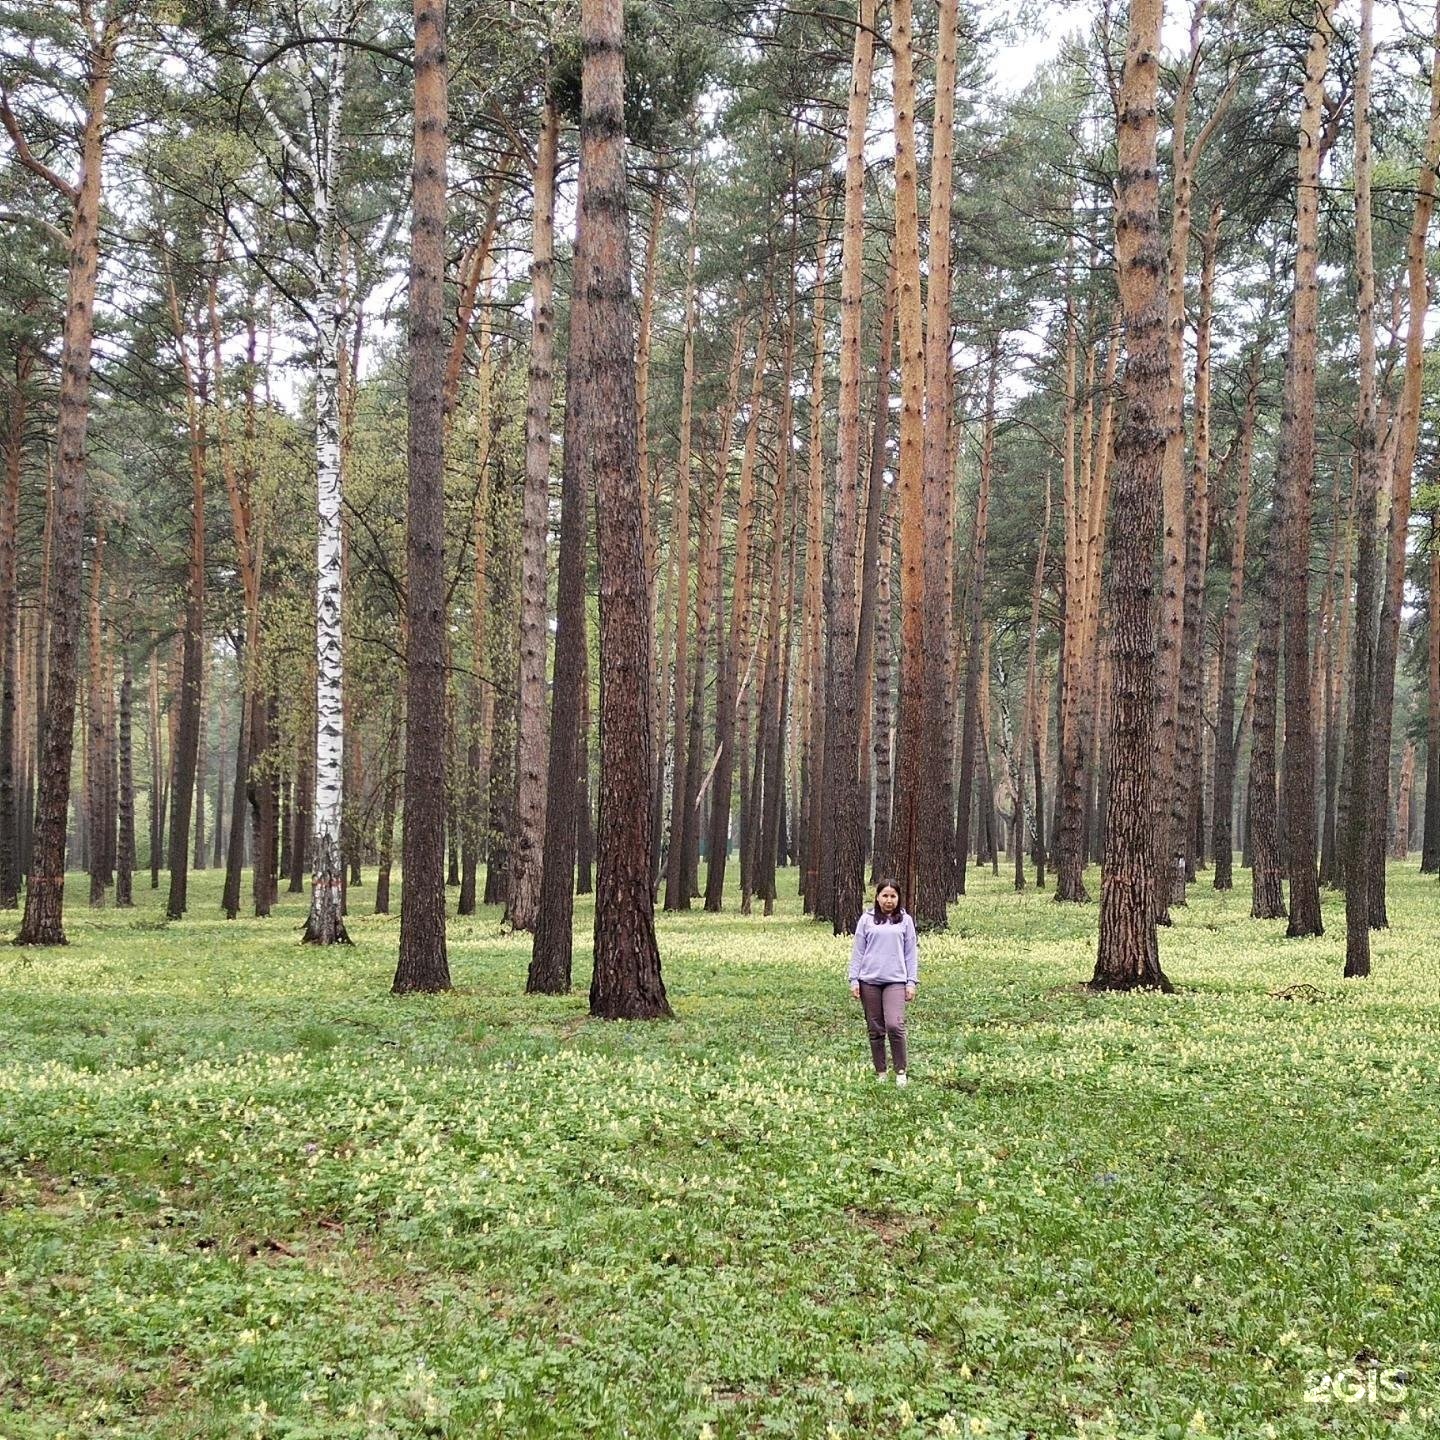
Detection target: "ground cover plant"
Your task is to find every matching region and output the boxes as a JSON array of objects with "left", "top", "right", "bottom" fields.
[{"left": 2, "top": 865, "right": 1438, "bottom": 1440}]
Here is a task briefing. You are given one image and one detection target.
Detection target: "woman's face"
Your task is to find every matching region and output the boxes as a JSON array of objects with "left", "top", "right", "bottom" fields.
[{"left": 876, "top": 886, "right": 899, "bottom": 914}]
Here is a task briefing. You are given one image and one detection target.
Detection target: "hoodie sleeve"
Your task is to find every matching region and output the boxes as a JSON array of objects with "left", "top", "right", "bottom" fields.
[
  {"left": 904, "top": 916, "right": 919, "bottom": 985},
  {"left": 849, "top": 914, "right": 869, "bottom": 982}
]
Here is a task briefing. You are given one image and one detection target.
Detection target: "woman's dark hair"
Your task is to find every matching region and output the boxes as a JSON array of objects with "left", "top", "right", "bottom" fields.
[{"left": 872, "top": 879, "right": 905, "bottom": 924}]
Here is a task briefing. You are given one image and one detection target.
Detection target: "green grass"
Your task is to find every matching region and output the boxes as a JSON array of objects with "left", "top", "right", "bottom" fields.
[{"left": 2, "top": 861, "right": 1439, "bottom": 1439}]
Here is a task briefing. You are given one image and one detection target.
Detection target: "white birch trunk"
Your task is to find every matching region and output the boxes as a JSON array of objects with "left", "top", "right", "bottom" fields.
[{"left": 301, "top": 5, "right": 350, "bottom": 942}]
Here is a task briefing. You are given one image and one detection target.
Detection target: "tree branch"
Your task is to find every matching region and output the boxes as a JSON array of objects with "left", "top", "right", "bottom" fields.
[{"left": 0, "top": 91, "right": 79, "bottom": 204}]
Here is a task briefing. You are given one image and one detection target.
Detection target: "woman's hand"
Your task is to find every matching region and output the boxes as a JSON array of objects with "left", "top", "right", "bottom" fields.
[
  {"left": 905, "top": 984, "right": 916, "bottom": 1003},
  {"left": 850, "top": 981, "right": 861, "bottom": 999}
]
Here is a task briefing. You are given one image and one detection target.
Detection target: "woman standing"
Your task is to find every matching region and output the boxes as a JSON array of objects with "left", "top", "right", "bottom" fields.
[{"left": 848, "top": 879, "right": 918, "bottom": 1084}]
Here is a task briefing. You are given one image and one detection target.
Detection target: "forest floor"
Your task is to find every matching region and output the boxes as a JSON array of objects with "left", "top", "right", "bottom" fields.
[{"left": 1, "top": 863, "right": 1437, "bottom": 1440}]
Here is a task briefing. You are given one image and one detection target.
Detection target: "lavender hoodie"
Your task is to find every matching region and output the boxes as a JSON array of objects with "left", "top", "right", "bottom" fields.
[{"left": 848, "top": 910, "right": 919, "bottom": 987}]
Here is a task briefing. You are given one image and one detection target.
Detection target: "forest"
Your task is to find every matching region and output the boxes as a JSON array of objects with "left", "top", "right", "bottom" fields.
[{"left": 3, "top": 0, "right": 1440, "bottom": 1435}]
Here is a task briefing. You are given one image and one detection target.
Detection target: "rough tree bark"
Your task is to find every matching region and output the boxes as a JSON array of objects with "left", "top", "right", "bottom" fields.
[
  {"left": 506, "top": 94, "right": 558, "bottom": 934},
  {"left": 581, "top": 0, "right": 670, "bottom": 1019},
  {"left": 1344, "top": 0, "right": 1379, "bottom": 979},
  {"left": 1090, "top": 0, "right": 1171, "bottom": 992},
  {"left": 529, "top": 212, "right": 591, "bottom": 994},
  {"left": 12, "top": 15, "right": 122, "bottom": 945},
  {"left": 1277, "top": 0, "right": 1336, "bottom": 940},
  {"left": 890, "top": 0, "right": 934, "bottom": 924},
  {"left": 393, "top": 0, "right": 451, "bottom": 989},
  {"left": 1369, "top": 4, "right": 1440, "bottom": 928}
]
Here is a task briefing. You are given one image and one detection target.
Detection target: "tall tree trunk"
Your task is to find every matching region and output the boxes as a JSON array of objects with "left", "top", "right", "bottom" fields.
[
  {"left": 704, "top": 294, "right": 770, "bottom": 910},
  {"left": 576, "top": 642, "right": 594, "bottom": 896},
  {"left": 869, "top": 506, "right": 896, "bottom": 885},
  {"left": 459, "top": 261, "right": 497, "bottom": 919},
  {"left": 1424, "top": 512, "right": 1440, "bottom": 873},
  {"left": 1211, "top": 349, "right": 1259, "bottom": 890},
  {"left": 637, "top": 179, "right": 667, "bottom": 894},
  {"left": 1422, "top": 518, "right": 1434, "bottom": 875},
  {"left": 529, "top": 214, "right": 591, "bottom": 993},
  {"left": 375, "top": 743, "right": 398, "bottom": 915},
  {"left": 148, "top": 649, "right": 164, "bottom": 891},
  {"left": 1168, "top": 205, "right": 1220, "bottom": 906},
  {"left": 814, "top": 0, "right": 874, "bottom": 937},
  {"left": 163, "top": 256, "right": 208, "bottom": 922},
  {"left": 890, "top": 0, "right": 932, "bottom": 923},
  {"left": 1369, "top": 6, "right": 1440, "bottom": 928},
  {"left": 1090, "top": 0, "right": 1170, "bottom": 992},
  {"left": 211, "top": 667, "right": 226, "bottom": 870},
  {"left": 915, "top": 0, "right": 960, "bottom": 921},
  {"left": 581, "top": 0, "right": 670, "bottom": 1019},
  {"left": 17, "top": 24, "right": 119, "bottom": 945},
  {"left": 662, "top": 172, "right": 700, "bottom": 911},
  {"left": 393, "top": 0, "right": 450, "bottom": 987},
  {"left": 0, "top": 348, "right": 30, "bottom": 909},
  {"left": 1343, "top": 2, "right": 1380, "bottom": 969},
  {"left": 957, "top": 349, "right": 998, "bottom": 897},
  {"left": 506, "top": 95, "right": 558, "bottom": 934},
  {"left": 755, "top": 229, "right": 799, "bottom": 915},
  {"left": 192, "top": 649, "right": 208, "bottom": 872},
  {"left": 1019, "top": 473, "right": 1051, "bottom": 890},
  {"left": 1277, "top": 0, "right": 1336, "bottom": 940},
  {"left": 115, "top": 643, "right": 134, "bottom": 908},
  {"left": 800, "top": 210, "right": 831, "bottom": 912},
  {"left": 86, "top": 524, "right": 107, "bottom": 906},
  {"left": 252, "top": 694, "right": 277, "bottom": 917}
]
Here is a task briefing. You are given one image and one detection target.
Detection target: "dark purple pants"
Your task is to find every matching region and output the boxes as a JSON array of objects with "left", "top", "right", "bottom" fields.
[{"left": 859, "top": 982, "right": 908, "bottom": 1074}]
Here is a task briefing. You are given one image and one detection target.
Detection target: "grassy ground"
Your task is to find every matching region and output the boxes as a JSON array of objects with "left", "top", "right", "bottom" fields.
[{"left": 1, "top": 861, "right": 1438, "bottom": 1440}]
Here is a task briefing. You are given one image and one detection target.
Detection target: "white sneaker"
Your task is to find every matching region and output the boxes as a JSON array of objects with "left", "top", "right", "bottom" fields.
[
  {"left": 895, "top": 1071, "right": 909, "bottom": 1088},
  {"left": 874, "top": 1071, "right": 889, "bottom": 1082}
]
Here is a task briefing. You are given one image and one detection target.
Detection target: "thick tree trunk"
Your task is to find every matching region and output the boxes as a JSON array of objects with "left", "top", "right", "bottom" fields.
[
  {"left": 18, "top": 30, "right": 118, "bottom": 945},
  {"left": 1343, "top": 4, "right": 1379, "bottom": 971},
  {"left": 1090, "top": 0, "right": 1170, "bottom": 993},
  {"left": 393, "top": 0, "right": 450, "bottom": 987},
  {"left": 812, "top": 0, "right": 874, "bottom": 937},
  {"left": 915, "top": 0, "right": 960, "bottom": 920},
  {"left": 506, "top": 96, "right": 558, "bottom": 934},
  {"left": 1277, "top": 0, "right": 1336, "bottom": 940},
  {"left": 890, "top": 0, "right": 934, "bottom": 924},
  {"left": 580, "top": 0, "right": 670, "bottom": 1019}
]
